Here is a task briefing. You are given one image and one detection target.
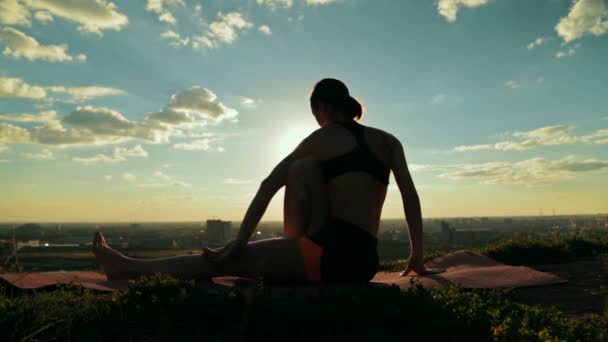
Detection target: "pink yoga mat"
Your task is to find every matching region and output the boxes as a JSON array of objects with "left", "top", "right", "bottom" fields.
[{"left": 0, "top": 250, "right": 565, "bottom": 292}]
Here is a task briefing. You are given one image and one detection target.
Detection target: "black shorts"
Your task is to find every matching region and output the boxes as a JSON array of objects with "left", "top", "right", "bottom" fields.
[{"left": 307, "top": 216, "right": 379, "bottom": 284}]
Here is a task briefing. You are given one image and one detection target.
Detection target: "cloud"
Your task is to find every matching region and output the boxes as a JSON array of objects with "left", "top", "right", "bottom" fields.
[
  {"left": 505, "top": 80, "right": 521, "bottom": 89},
  {"left": 24, "top": 0, "right": 129, "bottom": 35},
  {"left": 258, "top": 25, "right": 272, "bottom": 35},
  {"left": 413, "top": 156, "right": 608, "bottom": 186},
  {"left": 0, "top": 123, "right": 31, "bottom": 148},
  {"left": 122, "top": 172, "right": 136, "bottom": 181},
  {"left": 555, "top": 0, "right": 608, "bottom": 43},
  {"left": 305, "top": 0, "right": 337, "bottom": 4},
  {"left": 166, "top": 86, "right": 238, "bottom": 121},
  {"left": 256, "top": 0, "right": 294, "bottom": 9},
  {"left": 240, "top": 96, "right": 261, "bottom": 108},
  {"left": 73, "top": 144, "right": 148, "bottom": 164},
  {"left": 222, "top": 178, "right": 253, "bottom": 185},
  {"left": 0, "top": 76, "right": 46, "bottom": 98},
  {"left": 452, "top": 144, "right": 493, "bottom": 152},
  {"left": 1, "top": 85, "right": 236, "bottom": 148},
  {"left": 138, "top": 170, "right": 191, "bottom": 188},
  {"left": 555, "top": 43, "right": 581, "bottom": 58},
  {"left": 146, "top": 0, "right": 184, "bottom": 25},
  {"left": 527, "top": 37, "right": 550, "bottom": 50},
  {"left": 34, "top": 10, "right": 53, "bottom": 23},
  {"left": 452, "top": 124, "right": 608, "bottom": 152},
  {"left": 160, "top": 29, "right": 189, "bottom": 47},
  {"left": 437, "top": 0, "right": 489, "bottom": 23},
  {"left": 24, "top": 148, "right": 54, "bottom": 160},
  {"left": 0, "top": 76, "right": 126, "bottom": 102},
  {"left": 63, "top": 106, "right": 138, "bottom": 136},
  {"left": 430, "top": 93, "right": 447, "bottom": 104},
  {"left": 0, "top": 110, "right": 59, "bottom": 125},
  {"left": 44, "top": 86, "right": 125, "bottom": 102},
  {"left": 0, "top": 0, "right": 31, "bottom": 26},
  {"left": 173, "top": 138, "right": 212, "bottom": 151},
  {"left": 199, "top": 12, "right": 253, "bottom": 49}
]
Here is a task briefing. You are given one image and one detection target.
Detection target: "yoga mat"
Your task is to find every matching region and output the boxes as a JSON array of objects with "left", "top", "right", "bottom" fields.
[{"left": 0, "top": 250, "right": 566, "bottom": 292}]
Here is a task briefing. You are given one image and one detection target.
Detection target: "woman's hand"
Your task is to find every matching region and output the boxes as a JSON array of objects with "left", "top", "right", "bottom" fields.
[
  {"left": 400, "top": 258, "right": 445, "bottom": 277},
  {"left": 203, "top": 239, "right": 247, "bottom": 264}
]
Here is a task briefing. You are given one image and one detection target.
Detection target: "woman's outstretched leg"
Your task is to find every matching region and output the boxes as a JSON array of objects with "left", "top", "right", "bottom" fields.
[
  {"left": 93, "top": 233, "right": 310, "bottom": 283},
  {"left": 283, "top": 157, "right": 328, "bottom": 238}
]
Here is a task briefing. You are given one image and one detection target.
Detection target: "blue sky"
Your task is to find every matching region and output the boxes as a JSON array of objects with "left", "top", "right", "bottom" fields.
[{"left": 1, "top": 0, "right": 607, "bottom": 222}]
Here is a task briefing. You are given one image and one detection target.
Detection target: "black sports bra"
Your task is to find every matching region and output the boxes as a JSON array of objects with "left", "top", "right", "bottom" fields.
[{"left": 320, "top": 120, "right": 390, "bottom": 185}]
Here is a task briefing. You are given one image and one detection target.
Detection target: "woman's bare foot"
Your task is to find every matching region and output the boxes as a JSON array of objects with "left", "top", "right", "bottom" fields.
[{"left": 92, "top": 232, "right": 136, "bottom": 280}]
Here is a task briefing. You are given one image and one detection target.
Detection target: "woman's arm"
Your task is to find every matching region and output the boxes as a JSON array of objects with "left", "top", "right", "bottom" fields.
[
  {"left": 388, "top": 136, "right": 445, "bottom": 276},
  {"left": 234, "top": 131, "right": 318, "bottom": 245},
  {"left": 389, "top": 137, "right": 424, "bottom": 263}
]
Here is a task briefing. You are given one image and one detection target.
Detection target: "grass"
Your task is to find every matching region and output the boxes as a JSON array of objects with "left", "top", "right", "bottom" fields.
[
  {"left": 379, "top": 234, "right": 608, "bottom": 272},
  {"left": 1, "top": 235, "right": 607, "bottom": 341},
  {"left": 0, "top": 275, "right": 606, "bottom": 341}
]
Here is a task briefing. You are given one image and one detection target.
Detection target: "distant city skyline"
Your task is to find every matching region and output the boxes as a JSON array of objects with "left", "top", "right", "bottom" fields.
[{"left": 1, "top": 0, "right": 607, "bottom": 221}]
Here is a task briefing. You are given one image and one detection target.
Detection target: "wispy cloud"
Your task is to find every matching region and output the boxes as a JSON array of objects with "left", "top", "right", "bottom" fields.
[
  {"left": 452, "top": 125, "right": 608, "bottom": 152},
  {"left": 24, "top": 148, "right": 54, "bottom": 160},
  {"left": 72, "top": 145, "right": 148, "bottom": 164},
  {"left": 437, "top": 0, "right": 489, "bottom": 23},
  {"left": 0, "top": 27, "right": 86, "bottom": 62},
  {"left": 222, "top": 178, "right": 253, "bottom": 185},
  {"left": 413, "top": 156, "right": 608, "bottom": 186}
]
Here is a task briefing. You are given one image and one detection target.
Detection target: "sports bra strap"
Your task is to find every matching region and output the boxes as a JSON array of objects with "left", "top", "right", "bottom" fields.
[{"left": 335, "top": 121, "right": 368, "bottom": 150}]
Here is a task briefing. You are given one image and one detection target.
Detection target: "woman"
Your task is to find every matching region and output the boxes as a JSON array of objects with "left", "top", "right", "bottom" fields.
[{"left": 93, "top": 78, "right": 443, "bottom": 283}]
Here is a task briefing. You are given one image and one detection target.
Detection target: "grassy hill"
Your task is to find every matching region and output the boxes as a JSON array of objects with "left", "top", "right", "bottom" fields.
[{"left": 1, "top": 236, "right": 607, "bottom": 341}]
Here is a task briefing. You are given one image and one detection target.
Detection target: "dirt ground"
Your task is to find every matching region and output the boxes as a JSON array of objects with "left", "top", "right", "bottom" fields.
[{"left": 512, "top": 255, "right": 607, "bottom": 320}]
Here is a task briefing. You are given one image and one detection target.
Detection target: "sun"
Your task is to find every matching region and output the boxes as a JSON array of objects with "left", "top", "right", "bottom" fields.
[{"left": 274, "top": 122, "right": 318, "bottom": 160}]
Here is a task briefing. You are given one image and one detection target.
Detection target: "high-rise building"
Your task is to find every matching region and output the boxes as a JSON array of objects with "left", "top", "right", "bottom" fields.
[{"left": 205, "top": 219, "right": 232, "bottom": 243}]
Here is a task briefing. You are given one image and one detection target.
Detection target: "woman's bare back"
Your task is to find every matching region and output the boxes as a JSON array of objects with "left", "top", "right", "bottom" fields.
[{"left": 309, "top": 121, "right": 395, "bottom": 237}]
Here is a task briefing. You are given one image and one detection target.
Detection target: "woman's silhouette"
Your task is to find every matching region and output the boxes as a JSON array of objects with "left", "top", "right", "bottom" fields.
[{"left": 93, "top": 78, "right": 443, "bottom": 283}]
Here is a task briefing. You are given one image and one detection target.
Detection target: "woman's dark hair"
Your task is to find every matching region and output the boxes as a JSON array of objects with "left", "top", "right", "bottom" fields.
[{"left": 310, "top": 78, "right": 363, "bottom": 120}]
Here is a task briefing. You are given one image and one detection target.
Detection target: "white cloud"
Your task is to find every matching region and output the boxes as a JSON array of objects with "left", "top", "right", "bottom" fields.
[
  {"left": 160, "top": 29, "right": 189, "bottom": 47},
  {"left": 305, "top": 0, "right": 337, "bottom": 4},
  {"left": 453, "top": 144, "right": 493, "bottom": 152},
  {"left": 173, "top": 138, "right": 212, "bottom": 151},
  {"left": 139, "top": 170, "right": 191, "bottom": 187},
  {"left": 104, "top": 174, "right": 112, "bottom": 180},
  {"left": 527, "top": 37, "right": 550, "bottom": 50},
  {"left": 258, "top": 25, "right": 272, "bottom": 35},
  {"left": 202, "top": 12, "right": 253, "bottom": 48},
  {"left": 73, "top": 144, "right": 148, "bottom": 164},
  {"left": 0, "top": 122, "right": 31, "bottom": 145},
  {"left": 430, "top": 93, "right": 447, "bottom": 104},
  {"left": 240, "top": 96, "right": 261, "bottom": 108},
  {"left": 146, "top": 0, "right": 184, "bottom": 25},
  {"left": 0, "top": 0, "right": 31, "bottom": 26},
  {"left": 437, "top": 0, "right": 489, "bottom": 23},
  {"left": 0, "top": 76, "right": 46, "bottom": 98},
  {"left": 25, "top": 0, "right": 129, "bottom": 35},
  {"left": 63, "top": 106, "right": 138, "bottom": 136},
  {"left": 0, "top": 110, "right": 59, "bottom": 125},
  {"left": 452, "top": 124, "right": 608, "bottom": 152},
  {"left": 505, "top": 80, "right": 521, "bottom": 89},
  {"left": 556, "top": 43, "right": 581, "bottom": 58},
  {"left": 555, "top": 0, "right": 608, "bottom": 43},
  {"left": 222, "top": 178, "right": 253, "bottom": 185},
  {"left": 24, "top": 148, "right": 54, "bottom": 160},
  {"left": 167, "top": 86, "right": 238, "bottom": 121},
  {"left": 413, "top": 156, "right": 608, "bottom": 186},
  {"left": 122, "top": 172, "right": 136, "bottom": 181},
  {"left": 44, "top": 86, "right": 125, "bottom": 102},
  {"left": 34, "top": 10, "right": 53, "bottom": 23},
  {"left": 257, "top": 0, "right": 294, "bottom": 9},
  {"left": 1, "top": 85, "right": 235, "bottom": 149}
]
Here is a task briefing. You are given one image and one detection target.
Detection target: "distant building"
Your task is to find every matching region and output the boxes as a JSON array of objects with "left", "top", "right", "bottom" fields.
[
  {"left": 16, "top": 240, "right": 41, "bottom": 250},
  {"left": 205, "top": 219, "right": 232, "bottom": 243}
]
